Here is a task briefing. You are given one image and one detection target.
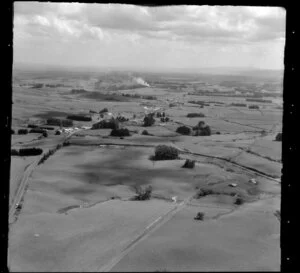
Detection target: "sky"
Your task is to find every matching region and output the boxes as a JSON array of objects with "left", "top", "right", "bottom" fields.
[{"left": 13, "top": 2, "right": 286, "bottom": 71}]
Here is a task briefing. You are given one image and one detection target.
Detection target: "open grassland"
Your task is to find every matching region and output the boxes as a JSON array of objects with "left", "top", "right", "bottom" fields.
[{"left": 9, "top": 70, "right": 282, "bottom": 271}]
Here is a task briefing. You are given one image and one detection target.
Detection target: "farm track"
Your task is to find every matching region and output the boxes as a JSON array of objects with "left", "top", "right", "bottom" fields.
[
  {"left": 98, "top": 196, "right": 194, "bottom": 272},
  {"left": 9, "top": 130, "right": 81, "bottom": 224}
]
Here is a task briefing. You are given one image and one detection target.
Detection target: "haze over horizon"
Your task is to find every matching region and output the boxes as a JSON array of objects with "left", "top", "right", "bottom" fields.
[{"left": 14, "top": 3, "right": 286, "bottom": 71}]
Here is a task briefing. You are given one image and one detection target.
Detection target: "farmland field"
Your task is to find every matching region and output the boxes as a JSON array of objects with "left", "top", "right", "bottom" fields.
[{"left": 9, "top": 66, "right": 282, "bottom": 271}]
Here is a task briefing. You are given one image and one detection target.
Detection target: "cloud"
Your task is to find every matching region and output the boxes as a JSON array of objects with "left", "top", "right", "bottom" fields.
[{"left": 14, "top": 3, "right": 285, "bottom": 45}]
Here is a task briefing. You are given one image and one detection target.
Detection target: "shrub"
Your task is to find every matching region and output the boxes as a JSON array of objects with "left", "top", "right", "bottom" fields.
[
  {"left": 182, "top": 159, "right": 195, "bottom": 169},
  {"left": 55, "top": 130, "right": 61, "bottom": 135},
  {"left": 42, "top": 131, "right": 48, "bottom": 137},
  {"left": 275, "top": 133, "right": 282, "bottom": 141},
  {"left": 92, "top": 118, "right": 119, "bottom": 130},
  {"left": 187, "top": 113, "right": 205, "bottom": 118},
  {"left": 63, "top": 141, "right": 70, "bottom": 146},
  {"left": 11, "top": 129, "right": 15, "bottom": 134},
  {"left": 67, "top": 115, "right": 92, "bottom": 121},
  {"left": 141, "top": 130, "right": 150, "bottom": 135},
  {"left": 132, "top": 185, "right": 153, "bottom": 201},
  {"left": 99, "top": 108, "right": 108, "bottom": 114},
  {"left": 11, "top": 149, "right": 19, "bottom": 156},
  {"left": 110, "top": 128, "right": 131, "bottom": 137},
  {"left": 215, "top": 131, "right": 221, "bottom": 135},
  {"left": 143, "top": 113, "right": 155, "bottom": 127},
  {"left": 152, "top": 145, "right": 179, "bottom": 160},
  {"left": 234, "top": 197, "right": 244, "bottom": 205},
  {"left": 89, "top": 110, "right": 97, "bottom": 113},
  {"left": 176, "top": 126, "right": 191, "bottom": 135},
  {"left": 194, "top": 212, "right": 205, "bottom": 221},
  {"left": 195, "top": 188, "right": 214, "bottom": 198},
  {"left": 19, "top": 148, "right": 43, "bottom": 156},
  {"left": 18, "top": 129, "right": 28, "bottom": 135}
]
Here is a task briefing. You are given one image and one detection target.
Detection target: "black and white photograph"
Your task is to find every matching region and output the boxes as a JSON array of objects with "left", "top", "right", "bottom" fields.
[{"left": 8, "top": 2, "right": 285, "bottom": 271}]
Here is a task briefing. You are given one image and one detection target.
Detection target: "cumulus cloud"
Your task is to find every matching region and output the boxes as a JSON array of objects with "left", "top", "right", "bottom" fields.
[{"left": 13, "top": 3, "right": 286, "bottom": 69}]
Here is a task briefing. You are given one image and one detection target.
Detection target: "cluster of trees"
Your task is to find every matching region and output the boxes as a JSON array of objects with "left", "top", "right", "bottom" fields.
[
  {"left": 18, "top": 129, "right": 28, "bottom": 135},
  {"left": 193, "top": 121, "right": 211, "bottom": 136},
  {"left": 176, "top": 122, "right": 211, "bottom": 136},
  {"left": 143, "top": 113, "right": 155, "bottom": 127},
  {"left": 176, "top": 126, "right": 191, "bottom": 135},
  {"left": 248, "top": 105, "right": 259, "bottom": 109},
  {"left": 182, "top": 159, "right": 195, "bottom": 169},
  {"left": 31, "top": 83, "right": 43, "bottom": 89},
  {"left": 188, "top": 100, "right": 209, "bottom": 107},
  {"left": 231, "top": 103, "right": 247, "bottom": 107},
  {"left": 110, "top": 128, "right": 131, "bottom": 137},
  {"left": 116, "top": 116, "right": 129, "bottom": 122},
  {"left": 187, "top": 113, "right": 205, "bottom": 118},
  {"left": 47, "top": 118, "right": 73, "bottom": 127},
  {"left": 11, "top": 147, "right": 43, "bottom": 156},
  {"left": 38, "top": 144, "right": 62, "bottom": 165},
  {"left": 70, "top": 89, "right": 88, "bottom": 94},
  {"left": 121, "top": 93, "right": 157, "bottom": 100},
  {"left": 156, "top": 112, "right": 165, "bottom": 118},
  {"left": 246, "top": 98, "right": 272, "bottom": 103},
  {"left": 45, "top": 84, "right": 65, "bottom": 88},
  {"left": 131, "top": 185, "right": 153, "bottom": 201},
  {"left": 141, "top": 130, "right": 150, "bottom": 135},
  {"left": 160, "top": 117, "right": 170, "bottom": 122},
  {"left": 67, "top": 115, "right": 92, "bottom": 121},
  {"left": 151, "top": 145, "right": 179, "bottom": 161},
  {"left": 29, "top": 128, "right": 47, "bottom": 134},
  {"left": 99, "top": 108, "right": 108, "bottom": 114},
  {"left": 92, "top": 118, "right": 119, "bottom": 130},
  {"left": 275, "top": 133, "right": 282, "bottom": 141}
]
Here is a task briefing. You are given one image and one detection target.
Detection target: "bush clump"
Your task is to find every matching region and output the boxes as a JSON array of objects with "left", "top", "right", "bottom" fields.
[
  {"left": 99, "top": 108, "right": 108, "bottom": 114},
  {"left": 194, "top": 212, "right": 205, "bottom": 221},
  {"left": 176, "top": 125, "right": 191, "bottom": 135},
  {"left": 11, "top": 149, "right": 19, "bottom": 156},
  {"left": 67, "top": 115, "right": 92, "bottom": 121},
  {"left": 92, "top": 118, "right": 119, "bottom": 130},
  {"left": 110, "top": 128, "right": 131, "bottom": 137},
  {"left": 234, "top": 197, "right": 244, "bottom": 205},
  {"left": 143, "top": 113, "right": 155, "bottom": 127},
  {"left": 141, "top": 130, "right": 150, "bottom": 135},
  {"left": 55, "top": 130, "right": 61, "bottom": 135},
  {"left": 42, "top": 131, "right": 48, "bottom": 137},
  {"left": 195, "top": 188, "right": 214, "bottom": 198},
  {"left": 187, "top": 113, "right": 205, "bottom": 118},
  {"left": 11, "top": 129, "right": 15, "bottom": 134},
  {"left": 18, "top": 129, "right": 28, "bottom": 135},
  {"left": 152, "top": 145, "right": 179, "bottom": 161},
  {"left": 132, "top": 185, "right": 153, "bottom": 201},
  {"left": 275, "top": 133, "right": 282, "bottom": 141},
  {"left": 182, "top": 159, "right": 195, "bottom": 169},
  {"left": 19, "top": 148, "right": 43, "bottom": 156}
]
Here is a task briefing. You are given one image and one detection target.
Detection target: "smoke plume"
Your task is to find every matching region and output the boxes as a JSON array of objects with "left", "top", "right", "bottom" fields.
[{"left": 133, "top": 77, "right": 150, "bottom": 87}]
